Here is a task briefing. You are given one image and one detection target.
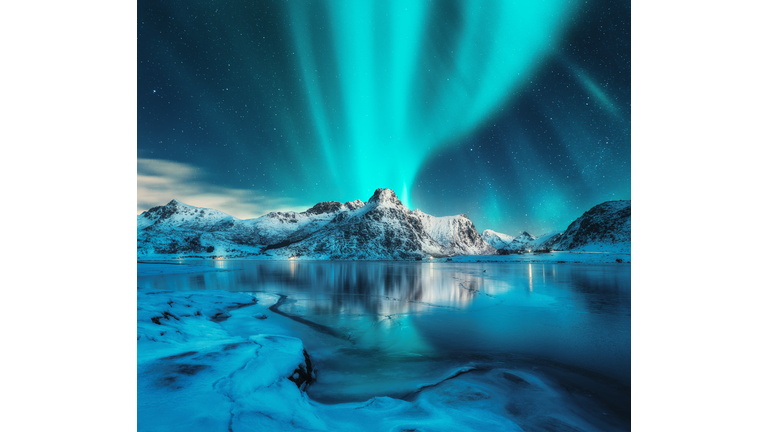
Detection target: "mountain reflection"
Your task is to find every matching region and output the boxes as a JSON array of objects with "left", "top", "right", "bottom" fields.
[
  {"left": 138, "top": 260, "right": 630, "bottom": 386},
  {"left": 247, "top": 262, "right": 484, "bottom": 317},
  {"left": 141, "top": 261, "right": 491, "bottom": 317}
]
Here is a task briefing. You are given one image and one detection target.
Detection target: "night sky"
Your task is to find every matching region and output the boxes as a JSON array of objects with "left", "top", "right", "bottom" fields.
[{"left": 138, "top": 0, "right": 630, "bottom": 236}]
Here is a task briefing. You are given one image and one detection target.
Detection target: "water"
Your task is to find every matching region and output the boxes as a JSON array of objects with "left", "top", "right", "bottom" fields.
[{"left": 138, "top": 260, "right": 630, "bottom": 415}]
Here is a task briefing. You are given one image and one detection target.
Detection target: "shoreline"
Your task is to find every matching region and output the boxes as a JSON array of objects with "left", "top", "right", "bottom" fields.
[{"left": 137, "top": 251, "right": 631, "bottom": 266}]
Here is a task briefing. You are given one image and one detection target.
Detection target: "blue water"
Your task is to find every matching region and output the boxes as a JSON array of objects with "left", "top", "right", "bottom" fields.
[{"left": 138, "top": 260, "right": 630, "bottom": 408}]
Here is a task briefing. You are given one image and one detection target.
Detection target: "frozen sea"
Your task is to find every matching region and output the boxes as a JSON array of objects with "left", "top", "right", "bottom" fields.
[{"left": 138, "top": 260, "right": 630, "bottom": 431}]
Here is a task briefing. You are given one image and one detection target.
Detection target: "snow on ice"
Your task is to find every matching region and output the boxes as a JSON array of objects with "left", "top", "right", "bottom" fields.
[{"left": 137, "top": 284, "right": 625, "bottom": 431}]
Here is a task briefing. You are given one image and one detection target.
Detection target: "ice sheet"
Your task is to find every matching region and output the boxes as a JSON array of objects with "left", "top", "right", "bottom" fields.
[{"left": 138, "top": 285, "right": 629, "bottom": 431}]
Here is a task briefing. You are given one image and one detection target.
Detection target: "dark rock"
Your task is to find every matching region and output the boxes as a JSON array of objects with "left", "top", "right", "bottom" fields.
[
  {"left": 287, "top": 349, "right": 315, "bottom": 391},
  {"left": 367, "top": 188, "right": 404, "bottom": 206},
  {"left": 210, "top": 311, "right": 231, "bottom": 323}
]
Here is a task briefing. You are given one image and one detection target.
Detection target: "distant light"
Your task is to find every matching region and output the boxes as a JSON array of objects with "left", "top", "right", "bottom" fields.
[{"left": 289, "top": 256, "right": 297, "bottom": 260}]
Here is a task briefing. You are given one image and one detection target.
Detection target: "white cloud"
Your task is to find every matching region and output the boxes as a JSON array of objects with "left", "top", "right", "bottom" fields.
[{"left": 137, "top": 158, "right": 311, "bottom": 219}]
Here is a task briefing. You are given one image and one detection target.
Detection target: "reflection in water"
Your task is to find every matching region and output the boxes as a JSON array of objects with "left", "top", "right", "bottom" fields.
[
  {"left": 529, "top": 263, "right": 533, "bottom": 291},
  {"left": 138, "top": 261, "right": 631, "bottom": 430},
  {"left": 143, "top": 261, "right": 498, "bottom": 318},
  {"left": 138, "top": 261, "right": 630, "bottom": 387}
]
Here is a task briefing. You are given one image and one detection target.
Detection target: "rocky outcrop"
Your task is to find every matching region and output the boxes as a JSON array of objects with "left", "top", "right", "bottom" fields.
[{"left": 287, "top": 349, "right": 315, "bottom": 391}]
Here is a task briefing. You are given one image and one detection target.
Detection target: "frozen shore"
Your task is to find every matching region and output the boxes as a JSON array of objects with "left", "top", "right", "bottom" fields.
[
  {"left": 137, "top": 250, "right": 630, "bottom": 265},
  {"left": 137, "top": 288, "right": 530, "bottom": 431},
  {"left": 138, "top": 263, "right": 629, "bottom": 431}
]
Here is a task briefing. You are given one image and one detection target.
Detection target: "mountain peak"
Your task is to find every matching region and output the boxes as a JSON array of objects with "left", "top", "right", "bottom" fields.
[
  {"left": 367, "top": 188, "right": 404, "bottom": 207},
  {"left": 518, "top": 231, "right": 536, "bottom": 240},
  {"left": 166, "top": 199, "right": 192, "bottom": 208}
]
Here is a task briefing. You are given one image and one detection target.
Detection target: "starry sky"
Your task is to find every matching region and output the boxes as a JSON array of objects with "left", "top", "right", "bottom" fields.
[{"left": 138, "top": 0, "right": 630, "bottom": 236}]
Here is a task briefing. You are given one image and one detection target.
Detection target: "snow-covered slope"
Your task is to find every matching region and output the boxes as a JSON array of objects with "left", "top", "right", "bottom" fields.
[
  {"left": 481, "top": 230, "right": 516, "bottom": 250},
  {"left": 241, "top": 200, "right": 365, "bottom": 246},
  {"left": 551, "top": 200, "right": 631, "bottom": 253},
  {"left": 138, "top": 189, "right": 494, "bottom": 259},
  {"left": 415, "top": 211, "right": 496, "bottom": 256},
  {"left": 137, "top": 200, "right": 262, "bottom": 257},
  {"left": 525, "top": 231, "right": 563, "bottom": 251},
  {"left": 137, "top": 199, "right": 238, "bottom": 231}
]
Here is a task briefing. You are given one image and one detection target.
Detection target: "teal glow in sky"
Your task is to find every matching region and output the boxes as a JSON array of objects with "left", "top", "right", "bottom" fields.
[
  {"left": 287, "top": 0, "right": 574, "bottom": 207},
  {"left": 138, "top": 0, "right": 631, "bottom": 236}
]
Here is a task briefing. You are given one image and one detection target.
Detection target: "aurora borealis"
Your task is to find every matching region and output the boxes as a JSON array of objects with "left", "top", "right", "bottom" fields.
[{"left": 138, "top": 0, "right": 630, "bottom": 236}]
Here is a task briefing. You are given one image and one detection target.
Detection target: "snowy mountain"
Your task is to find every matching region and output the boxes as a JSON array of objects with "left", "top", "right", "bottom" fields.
[
  {"left": 481, "top": 230, "right": 517, "bottom": 250},
  {"left": 485, "top": 230, "right": 563, "bottom": 253},
  {"left": 525, "top": 231, "right": 563, "bottom": 251},
  {"left": 137, "top": 199, "right": 239, "bottom": 231},
  {"left": 550, "top": 200, "right": 631, "bottom": 253},
  {"left": 503, "top": 231, "right": 537, "bottom": 251},
  {"left": 267, "top": 188, "right": 494, "bottom": 259},
  {"left": 482, "top": 201, "right": 631, "bottom": 255},
  {"left": 137, "top": 189, "right": 494, "bottom": 259},
  {"left": 137, "top": 200, "right": 262, "bottom": 256},
  {"left": 137, "top": 192, "right": 630, "bottom": 259},
  {"left": 268, "top": 189, "right": 442, "bottom": 259}
]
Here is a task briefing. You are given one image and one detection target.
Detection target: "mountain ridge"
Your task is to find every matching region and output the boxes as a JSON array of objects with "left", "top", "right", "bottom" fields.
[
  {"left": 137, "top": 190, "right": 630, "bottom": 259},
  {"left": 138, "top": 188, "right": 494, "bottom": 259}
]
